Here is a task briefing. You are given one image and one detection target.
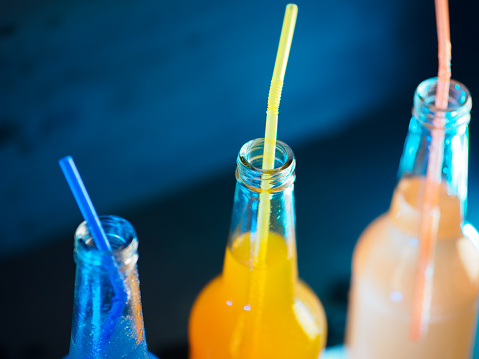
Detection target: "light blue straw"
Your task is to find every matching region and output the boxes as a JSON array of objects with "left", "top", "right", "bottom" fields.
[{"left": 59, "top": 156, "right": 127, "bottom": 349}]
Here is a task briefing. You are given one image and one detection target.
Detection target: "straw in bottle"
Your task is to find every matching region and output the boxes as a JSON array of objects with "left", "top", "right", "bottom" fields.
[
  {"left": 410, "top": 0, "right": 452, "bottom": 341},
  {"left": 228, "top": 7, "right": 298, "bottom": 357},
  {"left": 254, "top": 3, "right": 298, "bottom": 267},
  {"left": 59, "top": 156, "right": 128, "bottom": 348}
]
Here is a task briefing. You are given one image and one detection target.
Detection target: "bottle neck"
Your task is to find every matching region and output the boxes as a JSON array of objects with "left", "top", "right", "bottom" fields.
[
  {"left": 69, "top": 216, "right": 148, "bottom": 359},
  {"left": 226, "top": 139, "right": 297, "bottom": 270},
  {"left": 393, "top": 78, "right": 471, "bottom": 237}
]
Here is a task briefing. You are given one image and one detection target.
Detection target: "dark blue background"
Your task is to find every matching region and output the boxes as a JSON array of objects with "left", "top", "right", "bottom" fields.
[{"left": 1, "top": 0, "right": 479, "bottom": 357}]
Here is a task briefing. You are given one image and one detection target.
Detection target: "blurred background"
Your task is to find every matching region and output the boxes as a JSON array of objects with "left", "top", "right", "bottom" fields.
[{"left": 1, "top": 0, "right": 479, "bottom": 357}]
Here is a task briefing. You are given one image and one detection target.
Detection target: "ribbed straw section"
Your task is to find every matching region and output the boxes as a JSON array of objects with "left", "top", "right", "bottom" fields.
[{"left": 267, "top": 79, "right": 283, "bottom": 116}]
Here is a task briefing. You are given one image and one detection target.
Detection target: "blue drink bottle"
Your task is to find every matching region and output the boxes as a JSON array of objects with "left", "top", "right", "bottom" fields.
[{"left": 66, "top": 215, "right": 158, "bottom": 359}]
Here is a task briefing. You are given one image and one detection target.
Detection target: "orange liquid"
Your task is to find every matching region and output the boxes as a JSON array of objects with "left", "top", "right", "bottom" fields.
[
  {"left": 189, "top": 232, "right": 327, "bottom": 359},
  {"left": 347, "top": 177, "right": 479, "bottom": 358}
]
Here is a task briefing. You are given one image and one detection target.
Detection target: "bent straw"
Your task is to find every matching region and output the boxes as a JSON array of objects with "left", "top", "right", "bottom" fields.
[
  {"left": 59, "top": 156, "right": 128, "bottom": 346},
  {"left": 229, "top": 8, "right": 297, "bottom": 356},
  {"left": 410, "top": 0, "right": 451, "bottom": 340},
  {"left": 254, "top": 4, "right": 297, "bottom": 266}
]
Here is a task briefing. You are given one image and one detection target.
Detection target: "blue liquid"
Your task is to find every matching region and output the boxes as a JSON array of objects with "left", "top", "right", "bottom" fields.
[
  {"left": 67, "top": 317, "right": 159, "bottom": 359},
  {"left": 65, "top": 348, "right": 158, "bottom": 359},
  {"left": 68, "top": 340, "right": 158, "bottom": 359}
]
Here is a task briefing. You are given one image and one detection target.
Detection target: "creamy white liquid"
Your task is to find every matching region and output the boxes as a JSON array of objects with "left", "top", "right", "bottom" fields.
[{"left": 347, "top": 177, "right": 479, "bottom": 359}]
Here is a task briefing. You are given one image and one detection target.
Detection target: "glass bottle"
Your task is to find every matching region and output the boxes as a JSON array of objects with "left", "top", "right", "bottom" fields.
[
  {"left": 189, "top": 138, "right": 327, "bottom": 359},
  {"left": 346, "top": 78, "right": 479, "bottom": 358},
  {"left": 67, "top": 215, "right": 158, "bottom": 359}
]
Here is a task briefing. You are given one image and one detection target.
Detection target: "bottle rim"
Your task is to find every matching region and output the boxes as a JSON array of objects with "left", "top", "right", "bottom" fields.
[
  {"left": 413, "top": 77, "right": 472, "bottom": 128},
  {"left": 236, "top": 138, "right": 295, "bottom": 192},
  {"left": 74, "top": 215, "right": 138, "bottom": 268}
]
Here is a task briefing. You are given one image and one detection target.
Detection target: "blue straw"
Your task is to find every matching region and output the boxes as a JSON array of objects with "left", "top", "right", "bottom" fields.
[
  {"left": 59, "top": 156, "right": 127, "bottom": 348},
  {"left": 59, "top": 156, "right": 111, "bottom": 251}
]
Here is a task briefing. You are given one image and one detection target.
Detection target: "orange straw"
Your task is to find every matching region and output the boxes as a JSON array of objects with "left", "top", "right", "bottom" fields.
[{"left": 410, "top": 0, "right": 451, "bottom": 341}]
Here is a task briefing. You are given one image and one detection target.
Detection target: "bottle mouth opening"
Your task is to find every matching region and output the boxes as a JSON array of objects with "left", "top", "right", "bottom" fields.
[
  {"left": 74, "top": 215, "right": 138, "bottom": 266},
  {"left": 414, "top": 78, "right": 472, "bottom": 128},
  {"left": 239, "top": 138, "right": 294, "bottom": 172},
  {"left": 236, "top": 138, "right": 296, "bottom": 191}
]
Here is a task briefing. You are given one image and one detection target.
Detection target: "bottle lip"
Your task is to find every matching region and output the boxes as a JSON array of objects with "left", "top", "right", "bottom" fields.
[
  {"left": 413, "top": 77, "right": 472, "bottom": 128},
  {"left": 74, "top": 215, "right": 138, "bottom": 268},
  {"left": 236, "top": 138, "right": 295, "bottom": 191}
]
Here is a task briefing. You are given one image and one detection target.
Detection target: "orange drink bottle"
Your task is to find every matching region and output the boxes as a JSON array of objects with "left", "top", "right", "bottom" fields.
[
  {"left": 346, "top": 78, "right": 479, "bottom": 358},
  {"left": 189, "top": 138, "right": 327, "bottom": 359}
]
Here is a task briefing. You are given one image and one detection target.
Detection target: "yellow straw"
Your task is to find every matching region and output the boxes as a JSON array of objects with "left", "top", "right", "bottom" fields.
[{"left": 254, "top": 4, "right": 298, "bottom": 266}]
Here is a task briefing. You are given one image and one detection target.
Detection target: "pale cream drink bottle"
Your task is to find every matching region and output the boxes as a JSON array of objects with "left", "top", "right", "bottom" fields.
[{"left": 346, "top": 78, "right": 479, "bottom": 358}]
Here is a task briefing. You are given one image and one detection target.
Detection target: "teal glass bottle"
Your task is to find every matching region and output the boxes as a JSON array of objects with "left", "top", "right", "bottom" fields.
[
  {"left": 346, "top": 78, "right": 479, "bottom": 358},
  {"left": 67, "top": 215, "right": 158, "bottom": 359}
]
